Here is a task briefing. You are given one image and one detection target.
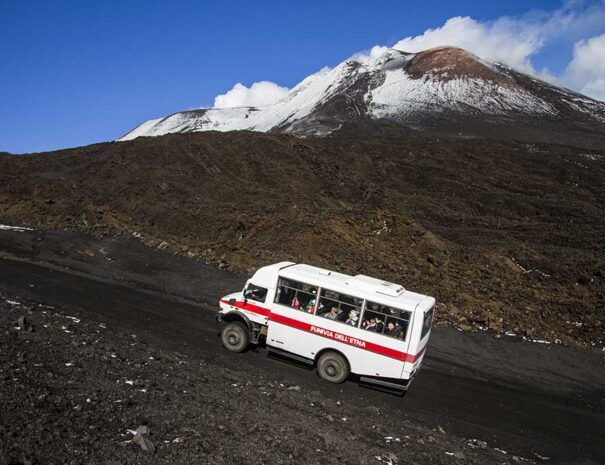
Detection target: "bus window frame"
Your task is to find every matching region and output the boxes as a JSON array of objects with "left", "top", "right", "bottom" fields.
[
  {"left": 273, "top": 275, "right": 415, "bottom": 345},
  {"left": 316, "top": 287, "right": 363, "bottom": 327},
  {"left": 359, "top": 300, "right": 411, "bottom": 342},
  {"left": 274, "top": 277, "right": 319, "bottom": 314},
  {"left": 243, "top": 283, "right": 268, "bottom": 303}
]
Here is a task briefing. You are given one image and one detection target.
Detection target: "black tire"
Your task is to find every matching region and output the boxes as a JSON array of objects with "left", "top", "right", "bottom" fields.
[
  {"left": 317, "top": 351, "right": 349, "bottom": 384},
  {"left": 221, "top": 322, "right": 249, "bottom": 353}
]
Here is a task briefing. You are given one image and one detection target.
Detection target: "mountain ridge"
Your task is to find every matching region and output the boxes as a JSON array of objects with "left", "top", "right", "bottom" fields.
[{"left": 118, "top": 46, "right": 605, "bottom": 148}]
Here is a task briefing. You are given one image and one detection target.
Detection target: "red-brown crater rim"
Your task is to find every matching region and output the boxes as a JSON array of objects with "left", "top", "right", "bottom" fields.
[{"left": 406, "top": 46, "right": 511, "bottom": 84}]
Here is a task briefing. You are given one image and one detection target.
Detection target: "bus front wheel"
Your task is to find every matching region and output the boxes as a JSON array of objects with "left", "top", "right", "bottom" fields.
[
  {"left": 317, "top": 351, "right": 349, "bottom": 384},
  {"left": 221, "top": 322, "right": 249, "bottom": 353}
]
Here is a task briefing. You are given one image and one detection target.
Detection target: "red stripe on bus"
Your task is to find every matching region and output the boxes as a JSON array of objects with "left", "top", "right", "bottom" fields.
[
  {"left": 221, "top": 299, "right": 271, "bottom": 316},
  {"left": 220, "top": 299, "right": 427, "bottom": 363},
  {"left": 271, "top": 312, "right": 415, "bottom": 361},
  {"left": 415, "top": 341, "right": 429, "bottom": 360}
]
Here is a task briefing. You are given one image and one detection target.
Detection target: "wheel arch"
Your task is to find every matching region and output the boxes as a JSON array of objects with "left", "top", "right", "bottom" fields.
[{"left": 221, "top": 311, "right": 252, "bottom": 331}]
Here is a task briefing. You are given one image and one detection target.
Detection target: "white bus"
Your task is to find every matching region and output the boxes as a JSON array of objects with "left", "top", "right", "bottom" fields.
[{"left": 216, "top": 262, "right": 435, "bottom": 392}]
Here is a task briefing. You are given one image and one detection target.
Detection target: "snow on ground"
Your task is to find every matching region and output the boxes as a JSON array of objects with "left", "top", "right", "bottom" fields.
[
  {"left": 118, "top": 65, "right": 346, "bottom": 140},
  {"left": 247, "top": 64, "right": 350, "bottom": 132},
  {"left": 369, "top": 69, "right": 556, "bottom": 118},
  {"left": 117, "top": 116, "right": 165, "bottom": 141},
  {"left": 117, "top": 108, "right": 258, "bottom": 141},
  {"left": 0, "top": 224, "right": 33, "bottom": 232}
]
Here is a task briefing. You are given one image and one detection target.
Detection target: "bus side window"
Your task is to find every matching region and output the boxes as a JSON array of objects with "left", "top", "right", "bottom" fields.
[
  {"left": 275, "top": 278, "right": 318, "bottom": 313},
  {"left": 317, "top": 289, "right": 362, "bottom": 327},
  {"left": 275, "top": 280, "right": 295, "bottom": 306},
  {"left": 361, "top": 302, "right": 411, "bottom": 340}
]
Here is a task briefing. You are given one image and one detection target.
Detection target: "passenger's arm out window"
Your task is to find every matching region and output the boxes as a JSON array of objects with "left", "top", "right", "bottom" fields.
[{"left": 244, "top": 284, "right": 268, "bottom": 303}]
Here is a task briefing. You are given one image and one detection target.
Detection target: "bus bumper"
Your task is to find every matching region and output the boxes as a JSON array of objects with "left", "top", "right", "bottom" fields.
[
  {"left": 359, "top": 375, "right": 413, "bottom": 393},
  {"left": 214, "top": 312, "right": 223, "bottom": 335}
]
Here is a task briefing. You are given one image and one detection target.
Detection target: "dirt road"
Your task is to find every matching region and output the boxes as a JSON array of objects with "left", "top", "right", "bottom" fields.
[{"left": 1, "top": 228, "right": 604, "bottom": 463}]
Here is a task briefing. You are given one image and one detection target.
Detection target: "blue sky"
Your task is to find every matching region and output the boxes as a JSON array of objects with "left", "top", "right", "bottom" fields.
[{"left": 1, "top": 0, "right": 604, "bottom": 153}]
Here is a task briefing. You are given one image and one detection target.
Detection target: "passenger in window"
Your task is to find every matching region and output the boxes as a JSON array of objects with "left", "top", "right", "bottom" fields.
[
  {"left": 306, "top": 290, "right": 317, "bottom": 313},
  {"left": 375, "top": 318, "right": 385, "bottom": 333},
  {"left": 276, "top": 286, "right": 290, "bottom": 305},
  {"left": 324, "top": 307, "right": 340, "bottom": 320},
  {"left": 386, "top": 321, "right": 402, "bottom": 338},
  {"left": 364, "top": 318, "right": 377, "bottom": 332},
  {"left": 346, "top": 310, "right": 359, "bottom": 326},
  {"left": 395, "top": 323, "right": 404, "bottom": 339},
  {"left": 292, "top": 295, "right": 301, "bottom": 309}
]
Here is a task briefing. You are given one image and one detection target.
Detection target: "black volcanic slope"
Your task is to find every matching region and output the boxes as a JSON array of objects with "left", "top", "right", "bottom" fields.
[{"left": 1, "top": 125, "right": 604, "bottom": 346}]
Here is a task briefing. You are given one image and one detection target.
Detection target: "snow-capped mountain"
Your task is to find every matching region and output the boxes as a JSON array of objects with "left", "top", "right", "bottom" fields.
[{"left": 118, "top": 47, "right": 605, "bottom": 145}]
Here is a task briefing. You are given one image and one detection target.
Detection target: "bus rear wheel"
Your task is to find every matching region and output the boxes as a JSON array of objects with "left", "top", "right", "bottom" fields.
[
  {"left": 221, "top": 322, "right": 249, "bottom": 353},
  {"left": 317, "top": 351, "right": 349, "bottom": 384}
]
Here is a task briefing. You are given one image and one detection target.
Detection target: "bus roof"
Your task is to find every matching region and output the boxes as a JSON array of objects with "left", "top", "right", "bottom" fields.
[{"left": 256, "top": 262, "right": 433, "bottom": 312}]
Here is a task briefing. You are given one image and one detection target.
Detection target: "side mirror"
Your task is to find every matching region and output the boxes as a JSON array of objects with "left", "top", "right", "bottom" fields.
[{"left": 228, "top": 298, "right": 236, "bottom": 305}]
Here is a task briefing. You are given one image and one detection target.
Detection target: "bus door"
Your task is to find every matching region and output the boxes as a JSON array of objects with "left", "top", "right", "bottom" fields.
[{"left": 266, "top": 278, "right": 319, "bottom": 359}]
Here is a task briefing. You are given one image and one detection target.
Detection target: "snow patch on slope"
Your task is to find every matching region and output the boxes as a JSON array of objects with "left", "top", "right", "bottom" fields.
[
  {"left": 559, "top": 94, "right": 605, "bottom": 124},
  {"left": 118, "top": 108, "right": 258, "bottom": 141},
  {"left": 119, "top": 117, "right": 165, "bottom": 141},
  {"left": 0, "top": 224, "right": 34, "bottom": 232},
  {"left": 369, "top": 69, "right": 557, "bottom": 118},
  {"left": 119, "top": 64, "right": 356, "bottom": 140},
  {"left": 247, "top": 64, "right": 354, "bottom": 132}
]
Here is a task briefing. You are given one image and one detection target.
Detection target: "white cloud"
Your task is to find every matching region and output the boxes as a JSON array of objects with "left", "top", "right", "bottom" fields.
[
  {"left": 213, "top": 81, "right": 289, "bottom": 108},
  {"left": 212, "top": 2, "right": 605, "bottom": 107},
  {"left": 349, "top": 45, "right": 390, "bottom": 65},
  {"left": 562, "top": 33, "right": 605, "bottom": 101},
  {"left": 390, "top": 16, "right": 542, "bottom": 73},
  {"left": 349, "top": 1, "right": 605, "bottom": 101}
]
